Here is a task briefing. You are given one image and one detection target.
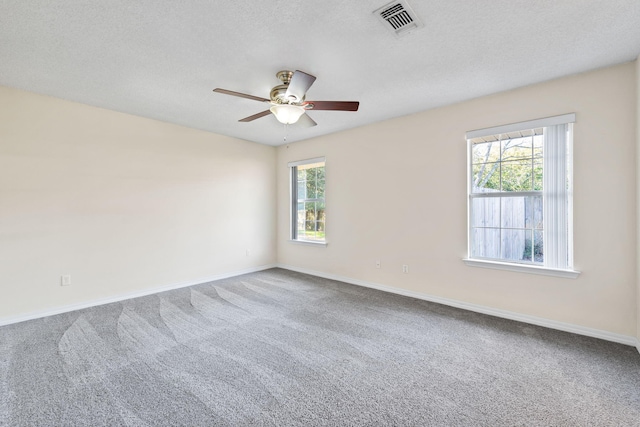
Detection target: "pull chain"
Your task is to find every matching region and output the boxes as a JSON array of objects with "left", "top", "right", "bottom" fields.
[{"left": 283, "top": 123, "right": 289, "bottom": 143}]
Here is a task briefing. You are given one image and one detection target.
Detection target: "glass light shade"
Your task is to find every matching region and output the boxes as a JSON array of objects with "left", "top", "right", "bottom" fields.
[{"left": 270, "top": 104, "right": 305, "bottom": 124}]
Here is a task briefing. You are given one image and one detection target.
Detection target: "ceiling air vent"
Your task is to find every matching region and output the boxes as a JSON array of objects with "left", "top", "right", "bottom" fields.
[{"left": 374, "top": 1, "right": 422, "bottom": 36}]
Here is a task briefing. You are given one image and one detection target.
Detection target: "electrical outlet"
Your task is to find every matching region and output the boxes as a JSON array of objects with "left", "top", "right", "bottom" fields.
[
  {"left": 402, "top": 265, "right": 409, "bottom": 274},
  {"left": 375, "top": 260, "right": 381, "bottom": 268},
  {"left": 61, "top": 275, "right": 71, "bottom": 286}
]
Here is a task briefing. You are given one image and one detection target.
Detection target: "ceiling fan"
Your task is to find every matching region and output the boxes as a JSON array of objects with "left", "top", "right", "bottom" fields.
[{"left": 213, "top": 70, "right": 359, "bottom": 127}]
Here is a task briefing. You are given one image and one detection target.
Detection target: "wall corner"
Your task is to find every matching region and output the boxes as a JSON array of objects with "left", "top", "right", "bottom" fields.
[{"left": 636, "top": 56, "right": 640, "bottom": 344}]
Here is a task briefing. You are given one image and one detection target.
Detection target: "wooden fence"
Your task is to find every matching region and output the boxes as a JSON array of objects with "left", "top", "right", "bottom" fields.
[{"left": 471, "top": 195, "right": 542, "bottom": 261}]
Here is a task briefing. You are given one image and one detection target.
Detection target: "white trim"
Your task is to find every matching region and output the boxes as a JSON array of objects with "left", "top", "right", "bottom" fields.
[
  {"left": 289, "top": 157, "right": 326, "bottom": 242},
  {"left": 276, "top": 264, "right": 634, "bottom": 347},
  {"left": 470, "top": 191, "right": 541, "bottom": 198},
  {"left": 636, "top": 339, "right": 640, "bottom": 356},
  {"left": 287, "top": 156, "right": 326, "bottom": 168},
  {"left": 0, "top": 264, "right": 277, "bottom": 327},
  {"left": 288, "top": 239, "right": 328, "bottom": 246},
  {"left": 462, "top": 258, "right": 580, "bottom": 278},
  {"left": 466, "top": 113, "right": 576, "bottom": 140}
]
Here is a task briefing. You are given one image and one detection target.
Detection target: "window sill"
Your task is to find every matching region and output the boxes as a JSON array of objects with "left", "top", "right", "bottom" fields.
[
  {"left": 462, "top": 258, "right": 580, "bottom": 279},
  {"left": 289, "top": 239, "right": 327, "bottom": 247}
]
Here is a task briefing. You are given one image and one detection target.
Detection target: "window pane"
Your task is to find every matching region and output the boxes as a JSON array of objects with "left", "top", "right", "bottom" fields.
[
  {"left": 296, "top": 202, "right": 305, "bottom": 234},
  {"left": 502, "top": 136, "right": 533, "bottom": 162},
  {"left": 533, "top": 230, "right": 544, "bottom": 263},
  {"left": 501, "top": 229, "right": 527, "bottom": 261},
  {"left": 533, "top": 135, "right": 543, "bottom": 159},
  {"left": 306, "top": 180, "right": 317, "bottom": 199},
  {"left": 533, "top": 160, "right": 543, "bottom": 191},
  {"left": 501, "top": 159, "right": 533, "bottom": 191},
  {"left": 533, "top": 195, "right": 543, "bottom": 229},
  {"left": 302, "top": 221, "right": 325, "bottom": 242},
  {"left": 316, "top": 179, "right": 325, "bottom": 199},
  {"left": 521, "top": 231, "right": 533, "bottom": 262},
  {"left": 305, "top": 202, "right": 317, "bottom": 226},
  {"left": 471, "top": 197, "right": 500, "bottom": 227},
  {"left": 472, "top": 141, "right": 501, "bottom": 193},
  {"left": 297, "top": 181, "right": 306, "bottom": 199},
  {"left": 305, "top": 220, "right": 316, "bottom": 232},
  {"left": 316, "top": 202, "right": 325, "bottom": 221},
  {"left": 472, "top": 162, "right": 500, "bottom": 192},
  {"left": 306, "top": 167, "right": 317, "bottom": 182},
  {"left": 472, "top": 141, "right": 501, "bottom": 164},
  {"left": 471, "top": 228, "right": 500, "bottom": 259},
  {"left": 501, "top": 196, "right": 526, "bottom": 228}
]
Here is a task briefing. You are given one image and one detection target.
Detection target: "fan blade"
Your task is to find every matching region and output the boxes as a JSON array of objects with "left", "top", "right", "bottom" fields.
[
  {"left": 213, "top": 88, "right": 270, "bottom": 103},
  {"left": 304, "top": 101, "right": 359, "bottom": 111},
  {"left": 285, "top": 70, "right": 316, "bottom": 102},
  {"left": 296, "top": 113, "right": 317, "bottom": 128},
  {"left": 239, "top": 110, "right": 272, "bottom": 122}
]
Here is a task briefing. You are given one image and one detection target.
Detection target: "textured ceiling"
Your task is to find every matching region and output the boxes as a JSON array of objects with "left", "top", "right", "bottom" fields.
[{"left": 1, "top": 1, "right": 639, "bottom": 146}]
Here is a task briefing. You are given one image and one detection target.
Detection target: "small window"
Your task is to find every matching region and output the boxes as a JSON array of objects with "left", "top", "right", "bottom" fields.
[
  {"left": 289, "top": 157, "right": 326, "bottom": 242},
  {"left": 467, "top": 114, "right": 575, "bottom": 271}
]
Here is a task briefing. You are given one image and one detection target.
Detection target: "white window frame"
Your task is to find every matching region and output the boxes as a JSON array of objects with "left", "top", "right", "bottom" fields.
[
  {"left": 463, "top": 114, "right": 580, "bottom": 278},
  {"left": 288, "top": 157, "right": 327, "bottom": 245}
]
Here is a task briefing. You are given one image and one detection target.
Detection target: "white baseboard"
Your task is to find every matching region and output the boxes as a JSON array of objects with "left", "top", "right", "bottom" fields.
[
  {"left": 5, "top": 263, "right": 638, "bottom": 355},
  {"left": 277, "top": 264, "right": 639, "bottom": 348},
  {"left": 0, "top": 264, "right": 277, "bottom": 327}
]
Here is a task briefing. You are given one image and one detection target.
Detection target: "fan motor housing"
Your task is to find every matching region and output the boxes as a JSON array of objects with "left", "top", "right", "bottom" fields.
[
  {"left": 270, "top": 84, "right": 305, "bottom": 104},
  {"left": 270, "top": 70, "right": 305, "bottom": 104},
  {"left": 270, "top": 84, "right": 287, "bottom": 102}
]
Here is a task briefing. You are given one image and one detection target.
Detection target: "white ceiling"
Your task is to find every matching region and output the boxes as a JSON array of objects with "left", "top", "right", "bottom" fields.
[{"left": 1, "top": 1, "right": 639, "bottom": 146}]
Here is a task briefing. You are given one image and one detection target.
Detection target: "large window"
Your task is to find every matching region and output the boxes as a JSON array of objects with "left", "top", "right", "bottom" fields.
[
  {"left": 466, "top": 114, "right": 576, "bottom": 275},
  {"left": 289, "top": 157, "right": 325, "bottom": 242}
]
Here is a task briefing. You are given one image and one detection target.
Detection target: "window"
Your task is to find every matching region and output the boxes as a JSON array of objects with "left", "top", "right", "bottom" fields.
[
  {"left": 289, "top": 157, "right": 326, "bottom": 243},
  {"left": 466, "top": 114, "right": 577, "bottom": 276}
]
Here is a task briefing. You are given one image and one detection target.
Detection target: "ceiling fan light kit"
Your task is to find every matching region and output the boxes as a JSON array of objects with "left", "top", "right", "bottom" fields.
[
  {"left": 213, "top": 70, "right": 359, "bottom": 128},
  {"left": 270, "top": 104, "right": 306, "bottom": 124}
]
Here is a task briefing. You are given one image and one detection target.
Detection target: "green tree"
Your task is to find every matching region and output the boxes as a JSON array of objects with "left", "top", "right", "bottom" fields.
[{"left": 472, "top": 136, "right": 542, "bottom": 192}]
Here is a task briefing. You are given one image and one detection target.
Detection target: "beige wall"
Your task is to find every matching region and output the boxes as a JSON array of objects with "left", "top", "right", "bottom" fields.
[
  {"left": 0, "top": 86, "right": 276, "bottom": 320},
  {"left": 278, "top": 62, "right": 638, "bottom": 337},
  {"left": 2, "top": 62, "right": 638, "bottom": 340}
]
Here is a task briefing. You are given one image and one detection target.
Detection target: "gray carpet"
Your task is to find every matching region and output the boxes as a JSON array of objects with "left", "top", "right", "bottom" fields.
[{"left": 1, "top": 268, "right": 639, "bottom": 426}]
